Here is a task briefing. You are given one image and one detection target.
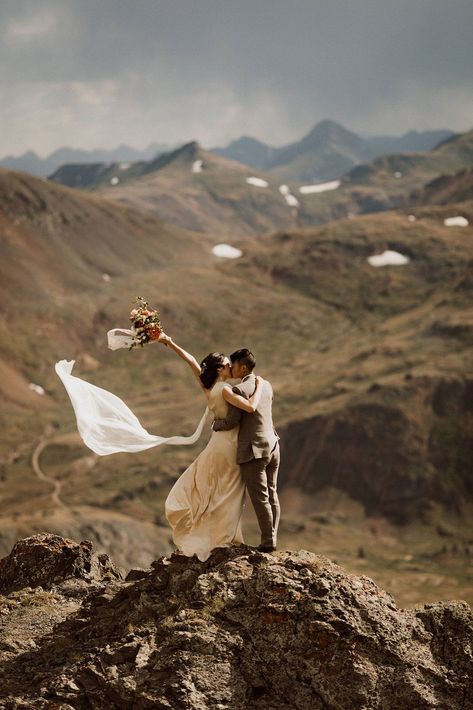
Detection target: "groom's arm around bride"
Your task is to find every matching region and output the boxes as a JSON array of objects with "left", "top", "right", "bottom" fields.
[{"left": 212, "top": 394, "right": 244, "bottom": 431}]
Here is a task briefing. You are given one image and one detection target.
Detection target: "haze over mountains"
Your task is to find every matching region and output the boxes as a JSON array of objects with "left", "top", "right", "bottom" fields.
[
  {"left": 46, "top": 124, "right": 473, "bottom": 238},
  {"left": 0, "top": 142, "right": 169, "bottom": 178},
  {"left": 213, "top": 121, "right": 455, "bottom": 182},
  {"left": 1, "top": 119, "right": 454, "bottom": 179}
]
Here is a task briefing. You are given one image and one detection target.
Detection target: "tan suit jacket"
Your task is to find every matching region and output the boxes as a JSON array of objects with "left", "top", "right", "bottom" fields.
[{"left": 213, "top": 374, "right": 279, "bottom": 464}]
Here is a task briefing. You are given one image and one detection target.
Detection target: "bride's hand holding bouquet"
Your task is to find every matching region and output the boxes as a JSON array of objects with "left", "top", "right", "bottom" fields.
[
  {"left": 156, "top": 332, "right": 172, "bottom": 347},
  {"left": 107, "top": 297, "right": 163, "bottom": 351}
]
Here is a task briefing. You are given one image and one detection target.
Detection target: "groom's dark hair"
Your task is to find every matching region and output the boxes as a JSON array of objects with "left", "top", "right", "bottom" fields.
[{"left": 230, "top": 348, "right": 256, "bottom": 372}]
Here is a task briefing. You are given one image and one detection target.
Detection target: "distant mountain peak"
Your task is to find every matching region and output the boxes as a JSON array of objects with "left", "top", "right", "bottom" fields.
[
  {"left": 179, "top": 140, "right": 200, "bottom": 154},
  {"left": 310, "top": 118, "right": 348, "bottom": 132},
  {"left": 300, "top": 119, "right": 363, "bottom": 145},
  {"left": 147, "top": 141, "right": 202, "bottom": 172},
  {"left": 226, "top": 135, "right": 271, "bottom": 149},
  {"left": 265, "top": 118, "right": 370, "bottom": 179},
  {"left": 211, "top": 136, "right": 276, "bottom": 170}
]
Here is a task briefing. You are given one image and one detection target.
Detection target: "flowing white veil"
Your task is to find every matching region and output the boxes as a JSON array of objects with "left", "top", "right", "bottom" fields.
[
  {"left": 55, "top": 360, "right": 210, "bottom": 456},
  {"left": 106, "top": 328, "right": 141, "bottom": 351}
]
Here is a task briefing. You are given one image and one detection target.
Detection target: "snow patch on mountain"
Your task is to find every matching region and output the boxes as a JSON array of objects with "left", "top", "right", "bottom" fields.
[
  {"left": 444, "top": 216, "right": 469, "bottom": 227},
  {"left": 212, "top": 244, "right": 243, "bottom": 259},
  {"left": 246, "top": 177, "right": 268, "bottom": 188},
  {"left": 367, "top": 250, "right": 410, "bottom": 267},
  {"left": 299, "top": 180, "right": 341, "bottom": 194}
]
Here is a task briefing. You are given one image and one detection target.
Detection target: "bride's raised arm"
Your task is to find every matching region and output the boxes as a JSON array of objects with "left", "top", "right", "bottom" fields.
[
  {"left": 157, "top": 333, "right": 203, "bottom": 386},
  {"left": 223, "top": 377, "right": 263, "bottom": 413}
]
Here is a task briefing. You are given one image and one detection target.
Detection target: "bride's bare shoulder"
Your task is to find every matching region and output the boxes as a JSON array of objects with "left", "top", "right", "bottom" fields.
[{"left": 208, "top": 380, "right": 227, "bottom": 396}]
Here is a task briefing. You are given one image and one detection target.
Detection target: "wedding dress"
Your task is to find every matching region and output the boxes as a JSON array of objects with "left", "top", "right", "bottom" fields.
[
  {"left": 55, "top": 361, "right": 245, "bottom": 561},
  {"left": 165, "top": 381, "right": 245, "bottom": 561}
]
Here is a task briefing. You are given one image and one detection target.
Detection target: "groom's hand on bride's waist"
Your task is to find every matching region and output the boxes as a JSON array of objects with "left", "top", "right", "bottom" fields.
[{"left": 213, "top": 405, "right": 242, "bottom": 431}]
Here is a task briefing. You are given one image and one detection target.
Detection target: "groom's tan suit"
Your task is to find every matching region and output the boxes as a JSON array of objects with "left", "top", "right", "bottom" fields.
[{"left": 213, "top": 374, "right": 280, "bottom": 547}]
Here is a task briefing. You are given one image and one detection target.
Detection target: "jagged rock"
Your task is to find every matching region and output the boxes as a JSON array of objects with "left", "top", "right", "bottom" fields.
[
  {"left": 125, "top": 568, "right": 150, "bottom": 582},
  {"left": 0, "top": 537, "right": 471, "bottom": 709},
  {"left": 0, "top": 533, "right": 123, "bottom": 594}
]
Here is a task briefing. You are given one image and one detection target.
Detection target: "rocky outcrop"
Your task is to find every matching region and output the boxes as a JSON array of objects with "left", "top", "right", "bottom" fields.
[
  {"left": 0, "top": 533, "right": 123, "bottom": 595},
  {"left": 0, "top": 535, "right": 471, "bottom": 709},
  {"left": 0, "top": 506, "right": 173, "bottom": 571}
]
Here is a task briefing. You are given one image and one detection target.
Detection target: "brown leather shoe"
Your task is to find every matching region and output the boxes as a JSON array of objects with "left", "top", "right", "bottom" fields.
[{"left": 257, "top": 544, "right": 276, "bottom": 552}]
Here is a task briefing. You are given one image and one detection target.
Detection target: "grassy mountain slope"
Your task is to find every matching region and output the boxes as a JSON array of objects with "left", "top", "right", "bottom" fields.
[
  {"left": 48, "top": 129, "right": 473, "bottom": 239},
  {"left": 245, "top": 209, "right": 473, "bottom": 521},
  {"left": 95, "top": 142, "right": 300, "bottom": 236},
  {"left": 0, "top": 168, "right": 472, "bottom": 603},
  {"left": 292, "top": 127, "right": 473, "bottom": 223},
  {"left": 346, "top": 128, "right": 473, "bottom": 202},
  {"left": 410, "top": 168, "right": 473, "bottom": 206},
  {"left": 0, "top": 167, "right": 212, "bottom": 474}
]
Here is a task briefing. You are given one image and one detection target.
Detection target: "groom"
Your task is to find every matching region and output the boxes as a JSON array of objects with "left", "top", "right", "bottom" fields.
[{"left": 213, "top": 348, "right": 280, "bottom": 552}]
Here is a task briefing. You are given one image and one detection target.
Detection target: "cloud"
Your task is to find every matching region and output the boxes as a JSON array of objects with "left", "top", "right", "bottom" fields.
[
  {"left": 1, "top": 0, "right": 472, "bottom": 155},
  {"left": 6, "top": 12, "right": 59, "bottom": 41}
]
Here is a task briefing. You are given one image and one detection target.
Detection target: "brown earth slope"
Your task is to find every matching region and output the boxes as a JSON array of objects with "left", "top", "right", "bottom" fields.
[
  {"left": 51, "top": 142, "right": 300, "bottom": 237},
  {"left": 48, "top": 128, "right": 473, "bottom": 237},
  {"left": 0, "top": 169, "right": 472, "bottom": 604},
  {"left": 410, "top": 167, "right": 473, "bottom": 206}
]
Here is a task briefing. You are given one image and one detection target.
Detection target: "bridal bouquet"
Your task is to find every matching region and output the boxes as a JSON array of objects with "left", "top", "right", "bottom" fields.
[
  {"left": 129, "top": 297, "right": 162, "bottom": 346},
  {"left": 107, "top": 297, "right": 163, "bottom": 351}
]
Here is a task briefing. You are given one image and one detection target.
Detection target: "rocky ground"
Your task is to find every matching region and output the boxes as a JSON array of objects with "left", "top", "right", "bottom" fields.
[{"left": 0, "top": 533, "right": 471, "bottom": 709}]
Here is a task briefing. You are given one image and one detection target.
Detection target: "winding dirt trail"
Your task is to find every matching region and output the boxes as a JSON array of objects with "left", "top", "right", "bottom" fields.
[
  {"left": 31, "top": 436, "right": 66, "bottom": 508},
  {"left": 31, "top": 430, "right": 99, "bottom": 509}
]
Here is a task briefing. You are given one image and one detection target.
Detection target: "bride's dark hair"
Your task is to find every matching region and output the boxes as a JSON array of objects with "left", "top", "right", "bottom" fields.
[{"left": 200, "top": 352, "right": 227, "bottom": 390}]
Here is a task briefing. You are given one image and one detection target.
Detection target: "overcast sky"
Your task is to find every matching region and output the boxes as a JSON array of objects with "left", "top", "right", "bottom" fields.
[{"left": 1, "top": 0, "right": 472, "bottom": 157}]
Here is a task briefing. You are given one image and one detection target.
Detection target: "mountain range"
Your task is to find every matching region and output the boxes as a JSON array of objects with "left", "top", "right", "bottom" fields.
[
  {"left": 212, "top": 121, "right": 455, "bottom": 181},
  {"left": 1, "top": 120, "right": 454, "bottom": 180},
  {"left": 46, "top": 126, "right": 473, "bottom": 238},
  {"left": 0, "top": 142, "right": 169, "bottom": 178},
  {"left": 50, "top": 141, "right": 302, "bottom": 236}
]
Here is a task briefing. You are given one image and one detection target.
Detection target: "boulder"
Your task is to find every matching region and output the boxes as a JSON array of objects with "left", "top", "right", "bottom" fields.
[{"left": 0, "top": 532, "right": 123, "bottom": 594}]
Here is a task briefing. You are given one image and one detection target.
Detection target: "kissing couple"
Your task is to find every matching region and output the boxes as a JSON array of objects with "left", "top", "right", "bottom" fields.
[
  {"left": 158, "top": 334, "right": 280, "bottom": 561},
  {"left": 55, "top": 335, "right": 280, "bottom": 562}
]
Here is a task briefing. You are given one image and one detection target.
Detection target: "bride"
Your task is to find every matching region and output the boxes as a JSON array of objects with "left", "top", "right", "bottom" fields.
[
  {"left": 157, "top": 333, "right": 262, "bottom": 561},
  {"left": 54, "top": 333, "right": 261, "bottom": 562}
]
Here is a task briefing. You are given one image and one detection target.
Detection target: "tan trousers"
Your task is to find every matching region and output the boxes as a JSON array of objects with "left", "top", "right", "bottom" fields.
[{"left": 240, "top": 443, "right": 280, "bottom": 547}]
